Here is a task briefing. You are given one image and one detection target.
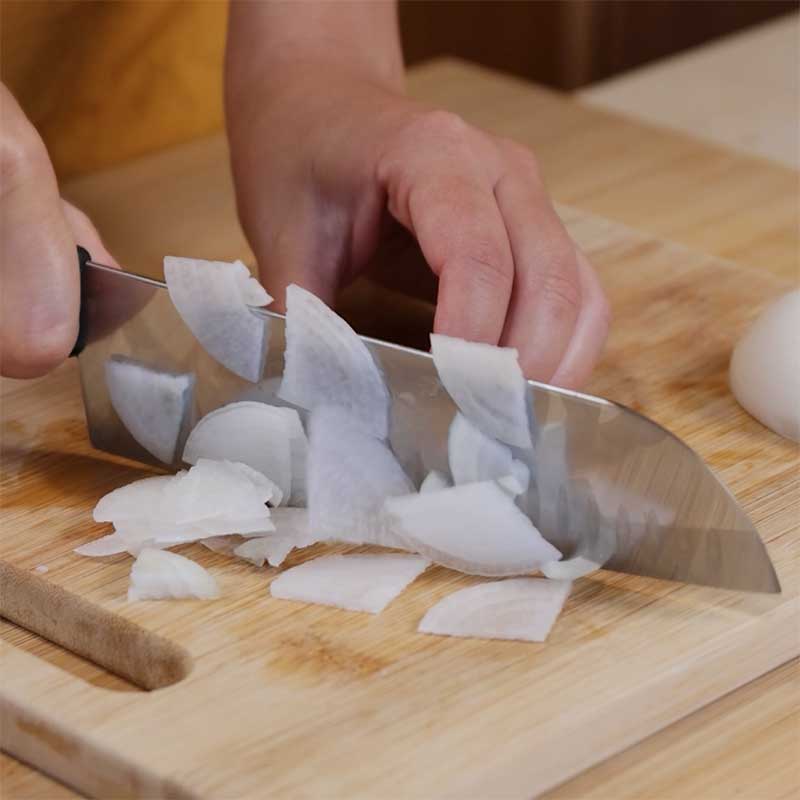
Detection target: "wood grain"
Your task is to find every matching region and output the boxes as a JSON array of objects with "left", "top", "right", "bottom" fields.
[{"left": 1, "top": 202, "right": 797, "bottom": 798}]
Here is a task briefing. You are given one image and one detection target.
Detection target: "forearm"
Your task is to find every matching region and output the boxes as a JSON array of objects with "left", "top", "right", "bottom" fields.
[{"left": 226, "top": 0, "right": 405, "bottom": 109}]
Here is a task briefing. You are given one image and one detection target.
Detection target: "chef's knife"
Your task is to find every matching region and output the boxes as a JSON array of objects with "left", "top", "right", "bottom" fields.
[{"left": 72, "top": 250, "right": 781, "bottom": 593}]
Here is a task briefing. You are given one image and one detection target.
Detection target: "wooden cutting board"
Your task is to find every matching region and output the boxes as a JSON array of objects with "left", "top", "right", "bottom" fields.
[{"left": 1, "top": 196, "right": 797, "bottom": 798}]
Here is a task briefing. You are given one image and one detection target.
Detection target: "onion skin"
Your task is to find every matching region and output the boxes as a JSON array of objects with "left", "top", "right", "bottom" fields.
[{"left": 730, "top": 289, "right": 800, "bottom": 442}]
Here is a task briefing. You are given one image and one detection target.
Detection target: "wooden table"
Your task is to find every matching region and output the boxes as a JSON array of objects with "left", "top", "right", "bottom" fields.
[{"left": 2, "top": 57, "right": 798, "bottom": 798}]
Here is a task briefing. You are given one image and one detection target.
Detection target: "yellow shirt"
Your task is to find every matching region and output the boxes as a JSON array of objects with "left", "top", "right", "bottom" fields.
[{"left": 1, "top": 0, "right": 226, "bottom": 179}]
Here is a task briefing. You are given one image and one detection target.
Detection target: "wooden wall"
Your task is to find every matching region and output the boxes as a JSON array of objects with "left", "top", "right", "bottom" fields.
[{"left": 400, "top": 0, "right": 799, "bottom": 89}]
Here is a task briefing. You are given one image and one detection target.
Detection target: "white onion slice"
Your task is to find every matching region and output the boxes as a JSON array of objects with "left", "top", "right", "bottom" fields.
[
  {"left": 183, "top": 402, "right": 300, "bottom": 503},
  {"left": 231, "top": 536, "right": 286, "bottom": 568},
  {"left": 308, "top": 406, "right": 413, "bottom": 548},
  {"left": 448, "top": 412, "right": 514, "bottom": 485},
  {"left": 420, "top": 469, "right": 451, "bottom": 494},
  {"left": 94, "top": 475, "right": 175, "bottom": 522},
  {"left": 278, "top": 284, "right": 390, "bottom": 439},
  {"left": 431, "top": 334, "right": 532, "bottom": 448},
  {"left": 730, "top": 289, "right": 800, "bottom": 441},
  {"left": 105, "top": 357, "right": 194, "bottom": 464},
  {"left": 418, "top": 578, "right": 571, "bottom": 642},
  {"left": 384, "top": 481, "right": 561, "bottom": 576},
  {"left": 164, "top": 256, "right": 272, "bottom": 383},
  {"left": 541, "top": 556, "right": 600, "bottom": 580},
  {"left": 270, "top": 553, "right": 429, "bottom": 613},
  {"left": 94, "top": 460, "right": 274, "bottom": 549},
  {"left": 200, "top": 535, "right": 244, "bottom": 555},
  {"left": 74, "top": 533, "right": 129, "bottom": 557},
  {"left": 128, "top": 548, "right": 219, "bottom": 601}
]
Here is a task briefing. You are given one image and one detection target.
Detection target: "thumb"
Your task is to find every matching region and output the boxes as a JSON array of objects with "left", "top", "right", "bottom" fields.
[{"left": 1, "top": 85, "right": 80, "bottom": 378}]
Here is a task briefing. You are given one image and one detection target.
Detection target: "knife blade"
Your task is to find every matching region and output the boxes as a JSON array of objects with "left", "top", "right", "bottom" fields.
[{"left": 74, "top": 257, "right": 781, "bottom": 593}]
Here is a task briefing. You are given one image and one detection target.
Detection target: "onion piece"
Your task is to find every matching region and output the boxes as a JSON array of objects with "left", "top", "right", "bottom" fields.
[
  {"left": 448, "top": 412, "right": 514, "bottom": 485},
  {"left": 730, "top": 289, "right": 800, "bottom": 441},
  {"left": 164, "top": 256, "right": 272, "bottom": 383},
  {"left": 278, "top": 284, "right": 390, "bottom": 439},
  {"left": 541, "top": 556, "right": 600, "bottom": 580},
  {"left": 74, "top": 533, "right": 129, "bottom": 557},
  {"left": 94, "top": 475, "right": 175, "bottom": 522},
  {"left": 384, "top": 481, "right": 561, "bottom": 576},
  {"left": 94, "top": 460, "right": 275, "bottom": 549},
  {"left": 183, "top": 401, "right": 300, "bottom": 503},
  {"left": 200, "top": 535, "right": 244, "bottom": 555},
  {"left": 232, "top": 536, "right": 287, "bottom": 568},
  {"left": 105, "top": 356, "right": 194, "bottom": 465},
  {"left": 431, "top": 334, "right": 532, "bottom": 448},
  {"left": 308, "top": 406, "right": 413, "bottom": 548},
  {"left": 128, "top": 548, "right": 219, "bottom": 601},
  {"left": 270, "top": 553, "right": 429, "bottom": 613},
  {"left": 420, "top": 469, "right": 451, "bottom": 494},
  {"left": 418, "top": 578, "right": 571, "bottom": 642}
]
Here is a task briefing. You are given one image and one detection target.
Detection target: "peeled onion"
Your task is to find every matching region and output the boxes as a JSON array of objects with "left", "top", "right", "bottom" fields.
[
  {"left": 431, "top": 334, "right": 533, "bottom": 448},
  {"left": 164, "top": 256, "right": 272, "bottom": 383},
  {"left": 384, "top": 481, "right": 561, "bottom": 576},
  {"left": 418, "top": 578, "right": 571, "bottom": 642},
  {"left": 270, "top": 553, "right": 429, "bottom": 613},
  {"left": 128, "top": 548, "right": 219, "bottom": 601},
  {"left": 730, "top": 289, "right": 800, "bottom": 441},
  {"left": 105, "top": 356, "right": 194, "bottom": 465},
  {"left": 448, "top": 412, "right": 514, "bottom": 485},
  {"left": 278, "top": 284, "right": 390, "bottom": 439}
]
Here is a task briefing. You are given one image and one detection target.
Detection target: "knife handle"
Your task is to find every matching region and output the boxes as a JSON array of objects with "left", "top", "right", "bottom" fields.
[{"left": 70, "top": 245, "right": 91, "bottom": 358}]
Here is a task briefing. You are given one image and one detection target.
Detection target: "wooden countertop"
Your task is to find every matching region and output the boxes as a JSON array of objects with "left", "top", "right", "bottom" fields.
[
  {"left": 579, "top": 13, "right": 800, "bottom": 170},
  {"left": 2, "top": 57, "right": 798, "bottom": 798}
]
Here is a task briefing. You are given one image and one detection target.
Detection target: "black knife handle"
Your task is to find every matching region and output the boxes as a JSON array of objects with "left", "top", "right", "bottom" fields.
[{"left": 70, "top": 246, "right": 91, "bottom": 357}]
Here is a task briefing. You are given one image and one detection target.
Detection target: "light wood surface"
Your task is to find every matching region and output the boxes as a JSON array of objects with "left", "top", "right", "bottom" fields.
[
  {"left": 2, "top": 58, "right": 799, "bottom": 798},
  {"left": 580, "top": 13, "right": 800, "bottom": 170},
  {"left": 2, "top": 199, "right": 798, "bottom": 797}
]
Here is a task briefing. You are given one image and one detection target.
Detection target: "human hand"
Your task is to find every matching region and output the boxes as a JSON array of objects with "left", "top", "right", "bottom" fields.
[
  {"left": 226, "top": 4, "right": 609, "bottom": 389},
  {"left": 1, "top": 84, "right": 116, "bottom": 378}
]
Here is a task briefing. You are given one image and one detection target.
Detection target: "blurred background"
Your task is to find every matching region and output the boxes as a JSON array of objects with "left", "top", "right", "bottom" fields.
[{"left": 2, "top": 0, "right": 797, "bottom": 180}]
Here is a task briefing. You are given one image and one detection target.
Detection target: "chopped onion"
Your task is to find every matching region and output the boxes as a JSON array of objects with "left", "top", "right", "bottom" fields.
[
  {"left": 541, "top": 556, "right": 600, "bottom": 580},
  {"left": 418, "top": 578, "right": 571, "bottom": 642},
  {"left": 308, "top": 406, "right": 413, "bottom": 548},
  {"left": 278, "top": 284, "right": 390, "bottom": 439},
  {"left": 183, "top": 401, "right": 302, "bottom": 503},
  {"left": 200, "top": 535, "right": 244, "bottom": 555},
  {"left": 93, "top": 460, "right": 274, "bottom": 549},
  {"left": 105, "top": 356, "right": 194, "bottom": 464},
  {"left": 74, "top": 533, "right": 130, "bottom": 557},
  {"left": 94, "top": 475, "right": 175, "bottom": 522},
  {"left": 420, "top": 469, "right": 451, "bottom": 494},
  {"left": 430, "top": 334, "right": 532, "bottom": 448},
  {"left": 128, "top": 548, "right": 219, "bottom": 601},
  {"left": 384, "top": 481, "right": 561, "bottom": 576},
  {"left": 448, "top": 412, "right": 514, "bottom": 485},
  {"left": 164, "top": 256, "right": 272, "bottom": 383},
  {"left": 270, "top": 553, "right": 429, "bottom": 613},
  {"left": 730, "top": 289, "right": 800, "bottom": 441}
]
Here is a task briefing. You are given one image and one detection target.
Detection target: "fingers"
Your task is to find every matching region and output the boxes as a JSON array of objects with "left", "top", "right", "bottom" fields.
[
  {"left": 494, "top": 168, "right": 582, "bottom": 382},
  {"left": 550, "top": 250, "right": 611, "bottom": 389},
  {"left": 1, "top": 85, "right": 79, "bottom": 378},
  {"left": 379, "top": 113, "right": 513, "bottom": 344}
]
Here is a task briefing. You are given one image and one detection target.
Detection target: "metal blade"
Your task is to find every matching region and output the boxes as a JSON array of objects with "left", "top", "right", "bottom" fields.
[{"left": 76, "top": 262, "right": 780, "bottom": 593}]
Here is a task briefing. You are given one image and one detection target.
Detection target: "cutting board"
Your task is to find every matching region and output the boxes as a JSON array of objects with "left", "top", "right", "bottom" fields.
[{"left": 1, "top": 199, "right": 797, "bottom": 798}]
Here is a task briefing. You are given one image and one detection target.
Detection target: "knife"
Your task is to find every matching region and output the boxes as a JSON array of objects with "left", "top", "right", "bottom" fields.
[{"left": 71, "top": 248, "right": 781, "bottom": 593}]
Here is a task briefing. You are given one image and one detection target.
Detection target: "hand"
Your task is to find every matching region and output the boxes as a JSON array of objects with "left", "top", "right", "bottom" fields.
[
  {"left": 1, "top": 84, "right": 116, "bottom": 378},
  {"left": 226, "top": 4, "right": 609, "bottom": 389}
]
